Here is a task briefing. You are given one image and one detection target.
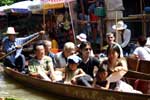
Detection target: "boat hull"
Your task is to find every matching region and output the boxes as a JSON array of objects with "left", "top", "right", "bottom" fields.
[{"left": 4, "top": 67, "right": 150, "bottom": 100}]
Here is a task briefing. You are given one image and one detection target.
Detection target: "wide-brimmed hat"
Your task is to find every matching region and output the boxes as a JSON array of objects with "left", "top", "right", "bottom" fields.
[
  {"left": 112, "top": 21, "right": 127, "bottom": 30},
  {"left": 76, "top": 33, "right": 87, "bottom": 42},
  {"left": 67, "top": 54, "right": 81, "bottom": 64},
  {"left": 3, "top": 27, "right": 18, "bottom": 35}
]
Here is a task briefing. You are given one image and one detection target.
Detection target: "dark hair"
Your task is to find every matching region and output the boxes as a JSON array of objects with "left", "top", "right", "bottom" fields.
[
  {"left": 138, "top": 36, "right": 147, "bottom": 46},
  {"left": 108, "top": 44, "right": 121, "bottom": 58},
  {"left": 79, "top": 41, "right": 91, "bottom": 50},
  {"left": 33, "top": 41, "right": 44, "bottom": 51}
]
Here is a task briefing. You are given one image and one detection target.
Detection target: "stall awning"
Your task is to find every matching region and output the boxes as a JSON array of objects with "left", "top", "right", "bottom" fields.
[
  {"left": 43, "top": 3, "right": 64, "bottom": 9},
  {"left": 41, "top": 0, "right": 75, "bottom": 9}
]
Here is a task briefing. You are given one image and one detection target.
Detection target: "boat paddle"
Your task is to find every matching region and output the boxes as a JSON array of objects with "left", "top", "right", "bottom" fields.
[
  {"left": 106, "top": 70, "right": 127, "bottom": 83},
  {"left": 0, "top": 34, "right": 39, "bottom": 60}
]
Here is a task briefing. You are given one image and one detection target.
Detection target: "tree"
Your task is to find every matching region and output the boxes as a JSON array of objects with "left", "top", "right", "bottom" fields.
[{"left": 0, "top": 0, "right": 15, "bottom": 6}]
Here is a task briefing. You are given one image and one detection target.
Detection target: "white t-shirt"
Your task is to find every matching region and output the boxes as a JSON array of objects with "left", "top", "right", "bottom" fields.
[{"left": 133, "top": 46, "right": 150, "bottom": 61}]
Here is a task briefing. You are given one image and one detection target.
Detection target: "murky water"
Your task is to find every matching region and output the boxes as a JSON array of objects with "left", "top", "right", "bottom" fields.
[{"left": 0, "top": 72, "right": 72, "bottom": 100}]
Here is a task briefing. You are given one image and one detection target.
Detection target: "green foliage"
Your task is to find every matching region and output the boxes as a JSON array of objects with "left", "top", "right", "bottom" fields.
[
  {"left": 0, "top": 0, "right": 15, "bottom": 6},
  {"left": 5, "top": 97, "right": 21, "bottom": 100}
]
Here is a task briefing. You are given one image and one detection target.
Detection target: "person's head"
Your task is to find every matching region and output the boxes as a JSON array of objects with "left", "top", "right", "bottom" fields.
[
  {"left": 137, "top": 36, "right": 147, "bottom": 47},
  {"left": 112, "top": 20, "right": 127, "bottom": 31},
  {"left": 4, "top": 27, "right": 18, "bottom": 41},
  {"left": 33, "top": 42, "right": 45, "bottom": 60},
  {"left": 43, "top": 40, "right": 52, "bottom": 54},
  {"left": 67, "top": 55, "right": 81, "bottom": 71},
  {"left": 106, "top": 32, "right": 115, "bottom": 45},
  {"left": 63, "top": 42, "right": 76, "bottom": 58},
  {"left": 97, "top": 66, "right": 108, "bottom": 81},
  {"left": 79, "top": 41, "right": 92, "bottom": 58},
  {"left": 108, "top": 44, "right": 121, "bottom": 61},
  {"left": 76, "top": 33, "right": 87, "bottom": 44}
]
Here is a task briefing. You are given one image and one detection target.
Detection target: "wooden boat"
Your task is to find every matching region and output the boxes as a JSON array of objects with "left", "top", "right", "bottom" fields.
[
  {"left": 126, "top": 57, "right": 150, "bottom": 74},
  {"left": 4, "top": 67, "right": 150, "bottom": 100}
]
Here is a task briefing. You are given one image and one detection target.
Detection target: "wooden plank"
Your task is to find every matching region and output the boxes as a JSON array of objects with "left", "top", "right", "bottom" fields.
[
  {"left": 138, "top": 60, "right": 150, "bottom": 74},
  {"left": 126, "top": 57, "right": 139, "bottom": 71}
]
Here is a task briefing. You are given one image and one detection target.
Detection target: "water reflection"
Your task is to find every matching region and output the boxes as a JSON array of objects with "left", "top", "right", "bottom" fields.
[{"left": 0, "top": 72, "right": 71, "bottom": 100}]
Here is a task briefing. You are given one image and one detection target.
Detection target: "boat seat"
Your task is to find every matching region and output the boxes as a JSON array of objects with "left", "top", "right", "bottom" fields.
[
  {"left": 126, "top": 57, "right": 139, "bottom": 71},
  {"left": 124, "top": 77, "right": 150, "bottom": 94},
  {"left": 138, "top": 60, "right": 150, "bottom": 74}
]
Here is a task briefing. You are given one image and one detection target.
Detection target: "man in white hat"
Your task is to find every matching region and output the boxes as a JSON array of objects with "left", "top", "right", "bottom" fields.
[
  {"left": 2, "top": 27, "right": 45, "bottom": 72},
  {"left": 112, "top": 20, "right": 131, "bottom": 55}
]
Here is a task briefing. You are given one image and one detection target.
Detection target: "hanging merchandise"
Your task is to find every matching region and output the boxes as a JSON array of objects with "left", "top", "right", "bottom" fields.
[{"left": 94, "top": 7, "right": 106, "bottom": 17}]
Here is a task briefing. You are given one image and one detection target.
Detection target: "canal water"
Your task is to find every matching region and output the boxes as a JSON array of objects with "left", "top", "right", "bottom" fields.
[{"left": 0, "top": 71, "right": 72, "bottom": 100}]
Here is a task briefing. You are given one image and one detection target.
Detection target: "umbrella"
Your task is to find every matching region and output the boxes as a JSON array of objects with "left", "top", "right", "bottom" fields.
[
  {"left": 4, "top": 1, "right": 33, "bottom": 14},
  {"left": 0, "top": 5, "right": 8, "bottom": 15},
  {"left": 28, "top": 0, "right": 42, "bottom": 13}
]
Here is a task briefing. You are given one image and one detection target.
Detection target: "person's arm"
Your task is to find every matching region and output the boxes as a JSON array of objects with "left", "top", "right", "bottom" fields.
[
  {"left": 48, "top": 60, "right": 57, "bottom": 81},
  {"left": 121, "top": 29, "right": 131, "bottom": 48},
  {"left": 100, "top": 81, "right": 110, "bottom": 90},
  {"left": 113, "top": 58, "right": 128, "bottom": 72},
  {"left": 71, "top": 69, "right": 86, "bottom": 85},
  {"left": 71, "top": 69, "right": 86, "bottom": 80},
  {"left": 91, "top": 78, "right": 97, "bottom": 87},
  {"left": 3, "top": 39, "right": 15, "bottom": 53}
]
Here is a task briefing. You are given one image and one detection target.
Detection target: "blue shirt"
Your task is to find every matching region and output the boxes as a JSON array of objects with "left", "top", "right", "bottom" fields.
[{"left": 3, "top": 32, "right": 39, "bottom": 63}]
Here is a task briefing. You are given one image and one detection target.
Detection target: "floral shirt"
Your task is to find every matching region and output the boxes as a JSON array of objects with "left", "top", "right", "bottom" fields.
[{"left": 28, "top": 56, "right": 54, "bottom": 73}]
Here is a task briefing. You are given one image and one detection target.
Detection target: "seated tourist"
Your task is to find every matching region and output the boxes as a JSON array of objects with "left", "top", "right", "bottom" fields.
[
  {"left": 130, "top": 36, "right": 150, "bottom": 61},
  {"left": 28, "top": 42, "right": 56, "bottom": 81},
  {"left": 54, "top": 42, "right": 76, "bottom": 72},
  {"left": 92, "top": 44, "right": 142, "bottom": 94},
  {"left": 78, "top": 41, "right": 100, "bottom": 78},
  {"left": 63, "top": 54, "right": 86, "bottom": 85},
  {"left": 63, "top": 54, "right": 93, "bottom": 87}
]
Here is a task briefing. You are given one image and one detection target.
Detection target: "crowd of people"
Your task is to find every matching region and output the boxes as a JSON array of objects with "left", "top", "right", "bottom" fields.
[{"left": 2, "top": 19, "right": 149, "bottom": 94}]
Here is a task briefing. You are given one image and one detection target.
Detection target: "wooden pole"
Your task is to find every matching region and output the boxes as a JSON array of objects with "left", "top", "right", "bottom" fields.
[
  {"left": 115, "top": 11, "right": 118, "bottom": 43},
  {"left": 67, "top": 1, "right": 76, "bottom": 43}
]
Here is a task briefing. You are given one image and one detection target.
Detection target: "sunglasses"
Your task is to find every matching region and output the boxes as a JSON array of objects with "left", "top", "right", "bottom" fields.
[{"left": 84, "top": 48, "right": 92, "bottom": 51}]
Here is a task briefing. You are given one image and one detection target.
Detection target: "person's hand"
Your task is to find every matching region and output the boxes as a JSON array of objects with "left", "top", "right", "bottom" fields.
[
  {"left": 112, "top": 67, "right": 124, "bottom": 72},
  {"left": 39, "top": 31, "right": 45, "bottom": 35},
  {"left": 15, "top": 45, "right": 22, "bottom": 49},
  {"left": 71, "top": 78, "right": 77, "bottom": 84}
]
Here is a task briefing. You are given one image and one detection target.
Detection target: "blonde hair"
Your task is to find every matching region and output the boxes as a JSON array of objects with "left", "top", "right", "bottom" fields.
[{"left": 63, "top": 42, "right": 75, "bottom": 51}]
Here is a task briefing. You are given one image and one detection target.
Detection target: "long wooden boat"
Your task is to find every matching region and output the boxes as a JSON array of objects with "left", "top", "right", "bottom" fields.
[{"left": 4, "top": 67, "right": 150, "bottom": 100}]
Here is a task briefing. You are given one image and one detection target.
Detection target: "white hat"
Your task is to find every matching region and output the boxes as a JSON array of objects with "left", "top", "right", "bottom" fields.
[
  {"left": 4, "top": 27, "right": 18, "bottom": 35},
  {"left": 67, "top": 54, "right": 81, "bottom": 64},
  {"left": 112, "top": 21, "right": 127, "bottom": 30},
  {"left": 76, "top": 33, "right": 87, "bottom": 42}
]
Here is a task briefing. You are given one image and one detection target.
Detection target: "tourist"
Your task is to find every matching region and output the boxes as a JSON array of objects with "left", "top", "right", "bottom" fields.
[
  {"left": 28, "top": 42, "right": 56, "bottom": 81},
  {"left": 131, "top": 36, "right": 150, "bottom": 61},
  {"left": 43, "top": 40, "right": 56, "bottom": 65},
  {"left": 76, "top": 33, "right": 94, "bottom": 57},
  {"left": 63, "top": 54, "right": 86, "bottom": 85},
  {"left": 78, "top": 41, "right": 100, "bottom": 78},
  {"left": 54, "top": 42, "right": 76, "bottom": 72}
]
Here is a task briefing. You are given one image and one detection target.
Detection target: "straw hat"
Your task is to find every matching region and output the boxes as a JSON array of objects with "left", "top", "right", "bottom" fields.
[
  {"left": 4, "top": 27, "right": 18, "bottom": 35},
  {"left": 76, "top": 33, "right": 87, "bottom": 42},
  {"left": 112, "top": 21, "right": 127, "bottom": 30}
]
